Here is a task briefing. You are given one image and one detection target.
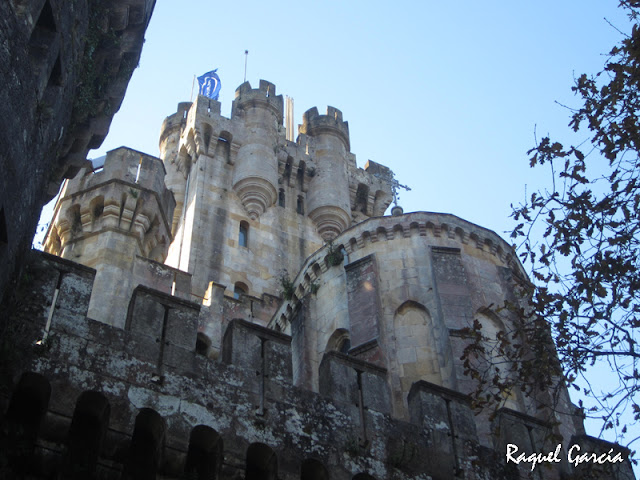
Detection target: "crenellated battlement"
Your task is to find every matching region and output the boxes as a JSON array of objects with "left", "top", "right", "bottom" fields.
[
  {"left": 1, "top": 251, "right": 522, "bottom": 480},
  {"left": 232, "top": 79, "right": 284, "bottom": 124},
  {"left": 300, "top": 106, "right": 350, "bottom": 150},
  {"left": 47, "top": 147, "right": 175, "bottom": 257},
  {"left": 159, "top": 101, "right": 192, "bottom": 149},
  {"left": 6, "top": 231, "right": 634, "bottom": 479},
  {"left": 44, "top": 147, "right": 178, "bottom": 327}
]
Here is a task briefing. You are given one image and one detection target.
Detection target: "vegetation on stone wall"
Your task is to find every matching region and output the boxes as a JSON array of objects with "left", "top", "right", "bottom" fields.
[
  {"left": 279, "top": 271, "right": 294, "bottom": 300},
  {"left": 325, "top": 241, "right": 344, "bottom": 267}
]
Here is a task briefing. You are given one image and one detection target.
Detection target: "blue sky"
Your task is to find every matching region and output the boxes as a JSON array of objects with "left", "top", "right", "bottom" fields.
[
  {"left": 40, "top": 0, "right": 637, "bottom": 464},
  {"left": 89, "top": 1, "right": 630, "bottom": 239}
]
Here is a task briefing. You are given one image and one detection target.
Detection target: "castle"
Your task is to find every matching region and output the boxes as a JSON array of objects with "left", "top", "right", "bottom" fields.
[{"left": 1, "top": 79, "right": 634, "bottom": 479}]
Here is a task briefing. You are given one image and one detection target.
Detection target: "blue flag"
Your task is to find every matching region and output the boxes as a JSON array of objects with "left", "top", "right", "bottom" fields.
[{"left": 197, "top": 69, "right": 221, "bottom": 100}]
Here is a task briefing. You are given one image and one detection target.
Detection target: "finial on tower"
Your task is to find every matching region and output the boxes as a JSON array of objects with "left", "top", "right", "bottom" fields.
[{"left": 370, "top": 166, "right": 411, "bottom": 216}]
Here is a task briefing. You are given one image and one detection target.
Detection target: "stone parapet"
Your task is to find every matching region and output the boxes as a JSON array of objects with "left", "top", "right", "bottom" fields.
[
  {"left": 232, "top": 80, "right": 284, "bottom": 124},
  {"left": 300, "top": 106, "right": 350, "bottom": 151},
  {"left": 1, "top": 250, "right": 634, "bottom": 480}
]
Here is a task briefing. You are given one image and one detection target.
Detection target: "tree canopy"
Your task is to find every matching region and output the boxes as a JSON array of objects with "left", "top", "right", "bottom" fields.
[{"left": 465, "top": 0, "right": 640, "bottom": 460}]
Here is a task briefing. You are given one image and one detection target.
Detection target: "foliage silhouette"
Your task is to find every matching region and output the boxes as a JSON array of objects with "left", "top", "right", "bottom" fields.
[{"left": 464, "top": 0, "right": 640, "bottom": 462}]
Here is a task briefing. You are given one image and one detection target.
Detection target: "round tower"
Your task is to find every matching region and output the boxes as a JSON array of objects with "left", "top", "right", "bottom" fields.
[
  {"left": 231, "top": 80, "right": 283, "bottom": 220},
  {"left": 159, "top": 102, "right": 192, "bottom": 235},
  {"left": 300, "top": 106, "right": 351, "bottom": 241}
]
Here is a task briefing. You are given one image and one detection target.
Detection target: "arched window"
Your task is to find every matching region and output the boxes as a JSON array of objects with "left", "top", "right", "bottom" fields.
[
  {"left": 63, "top": 391, "right": 110, "bottom": 478},
  {"left": 67, "top": 204, "right": 82, "bottom": 236},
  {"left": 233, "top": 282, "right": 248, "bottom": 300},
  {"left": 246, "top": 443, "right": 277, "bottom": 480},
  {"left": 178, "top": 145, "right": 193, "bottom": 178},
  {"left": 326, "top": 329, "right": 351, "bottom": 355},
  {"left": 239, "top": 221, "right": 249, "bottom": 248},
  {"left": 184, "top": 425, "right": 223, "bottom": 480},
  {"left": 394, "top": 302, "right": 442, "bottom": 390},
  {"left": 297, "top": 161, "right": 306, "bottom": 189},
  {"left": 4, "top": 372, "right": 51, "bottom": 469},
  {"left": 202, "top": 124, "right": 213, "bottom": 154},
  {"left": 215, "top": 131, "right": 232, "bottom": 164},
  {"left": 122, "top": 408, "right": 165, "bottom": 480},
  {"left": 338, "top": 337, "right": 351, "bottom": 354},
  {"left": 90, "top": 196, "right": 104, "bottom": 230},
  {"left": 300, "top": 458, "right": 328, "bottom": 480}
]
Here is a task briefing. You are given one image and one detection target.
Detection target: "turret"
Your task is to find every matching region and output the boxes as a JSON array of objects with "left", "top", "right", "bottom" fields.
[
  {"left": 231, "top": 80, "right": 283, "bottom": 220},
  {"left": 300, "top": 107, "right": 351, "bottom": 240},
  {"left": 159, "top": 101, "right": 192, "bottom": 234},
  {"left": 44, "top": 147, "right": 176, "bottom": 327}
]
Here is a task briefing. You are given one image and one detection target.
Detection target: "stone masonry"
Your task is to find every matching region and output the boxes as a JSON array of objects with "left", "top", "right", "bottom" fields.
[
  {"left": 0, "top": 0, "right": 156, "bottom": 309},
  {"left": 1, "top": 80, "right": 635, "bottom": 479}
]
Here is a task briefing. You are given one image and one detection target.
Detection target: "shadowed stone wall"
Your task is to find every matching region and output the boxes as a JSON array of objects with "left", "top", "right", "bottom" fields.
[{"left": 0, "top": 0, "right": 155, "bottom": 307}]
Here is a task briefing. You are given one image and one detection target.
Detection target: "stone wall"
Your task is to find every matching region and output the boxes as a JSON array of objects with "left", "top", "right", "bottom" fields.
[
  {"left": 0, "top": 251, "right": 519, "bottom": 479},
  {"left": 0, "top": 0, "right": 155, "bottom": 307},
  {"left": 2, "top": 251, "right": 633, "bottom": 479}
]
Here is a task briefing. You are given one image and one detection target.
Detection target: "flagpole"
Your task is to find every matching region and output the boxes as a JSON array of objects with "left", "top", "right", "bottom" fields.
[
  {"left": 190, "top": 74, "right": 196, "bottom": 102},
  {"left": 244, "top": 50, "right": 248, "bottom": 82}
]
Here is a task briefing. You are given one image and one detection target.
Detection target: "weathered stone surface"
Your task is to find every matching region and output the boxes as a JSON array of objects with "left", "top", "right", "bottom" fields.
[
  {"left": 346, "top": 255, "right": 380, "bottom": 349},
  {"left": 3, "top": 73, "right": 634, "bottom": 479},
  {"left": 0, "top": 0, "right": 155, "bottom": 307}
]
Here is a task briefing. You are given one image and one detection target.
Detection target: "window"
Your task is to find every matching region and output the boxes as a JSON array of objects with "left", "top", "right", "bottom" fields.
[
  {"left": 297, "top": 196, "right": 304, "bottom": 215},
  {"left": 64, "top": 391, "right": 110, "bottom": 477},
  {"left": 234, "top": 282, "right": 248, "bottom": 300},
  {"left": 239, "top": 221, "right": 249, "bottom": 248},
  {"left": 339, "top": 337, "right": 351, "bottom": 354},
  {"left": 246, "top": 443, "right": 277, "bottom": 480},
  {"left": 326, "top": 329, "right": 351, "bottom": 355},
  {"left": 301, "top": 458, "right": 329, "bottom": 480},
  {"left": 355, "top": 184, "right": 369, "bottom": 214},
  {"left": 216, "top": 131, "right": 232, "bottom": 164},
  {"left": 185, "top": 425, "right": 222, "bottom": 480},
  {"left": 195, "top": 333, "right": 210, "bottom": 356},
  {"left": 279, "top": 189, "right": 285, "bottom": 207},
  {"left": 297, "top": 161, "right": 306, "bottom": 189},
  {"left": 283, "top": 157, "right": 292, "bottom": 180},
  {"left": 203, "top": 124, "right": 213, "bottom": 153},
  {"left": 124, "top": 409, "right": 165, "bottom": 479}
]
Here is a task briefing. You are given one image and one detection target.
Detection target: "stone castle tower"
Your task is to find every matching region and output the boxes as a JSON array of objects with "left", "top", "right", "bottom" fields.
[{"left": 1, "top": 80, "right": 633, "bottom": 480}]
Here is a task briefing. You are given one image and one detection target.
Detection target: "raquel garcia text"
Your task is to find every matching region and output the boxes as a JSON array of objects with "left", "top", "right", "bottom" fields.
[{"left": 506, "top": 443, "right": 625, "bottom": 471}]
